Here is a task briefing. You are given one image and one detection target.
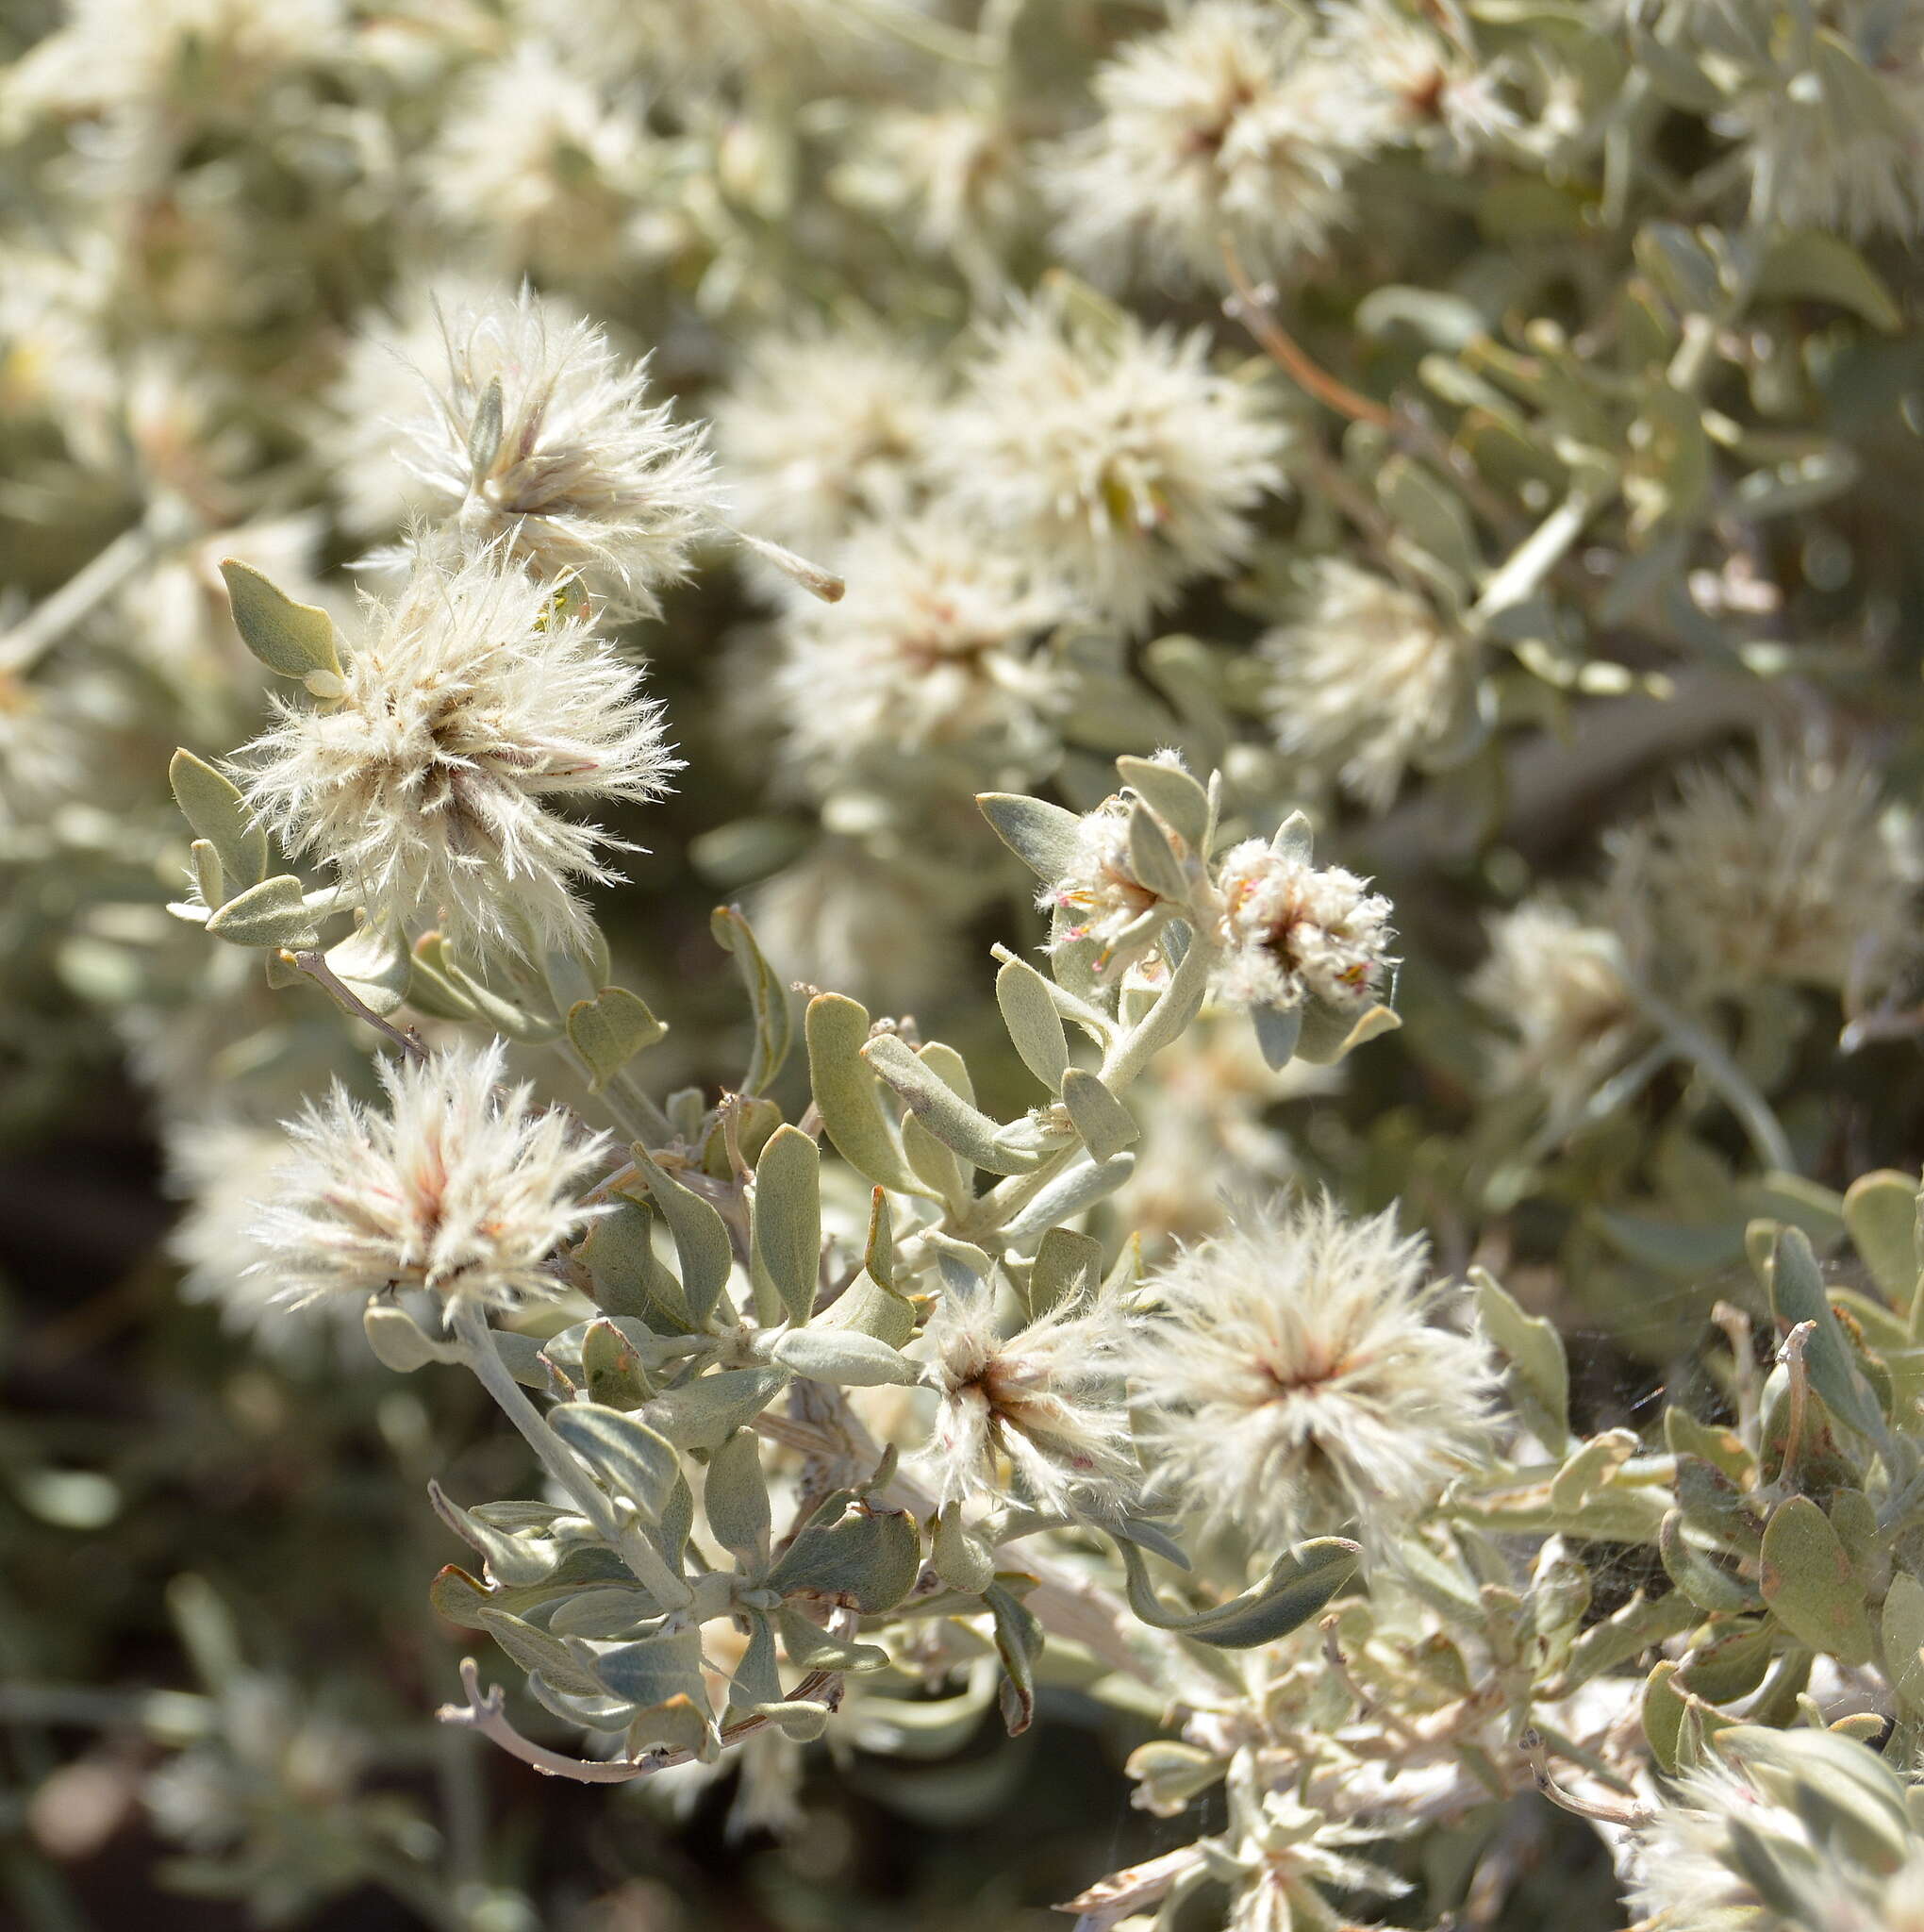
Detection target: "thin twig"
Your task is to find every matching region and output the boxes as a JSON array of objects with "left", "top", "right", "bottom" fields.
[
  {"left": 1220, "top": 237, "right": 1394, "bottom": 430},
  {"left": 291, "top": 949, "right": 430, "bottom": 1062}
]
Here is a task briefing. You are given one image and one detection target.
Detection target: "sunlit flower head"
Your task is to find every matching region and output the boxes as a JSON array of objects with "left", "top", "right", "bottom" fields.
[
  {"left": 246, "top": 1039, "right": 609, "bottom": 1316},
  {"left": 1261, "top": 559, "right": 1479, "bottom": 814},
  {"left": 770, "top": 512, "right": 1066, "bottom": 775},
  {"left": 1602, "top": 738, "right": 1916, "bottom": 1001},
  {"left": 390, "top": 286, "right": 718, "bottom": 616},
  {"left": 1469, "top": 895, "right": 1642, "bottom": 1116},
  {"left": 1126, "top": 1195, "right": 1499, "bottom": 1544},
  {"left": 1038, "top": 0, "right": 1368, "bottom": 290},
  {"left": 235, "top": 546, "right": 679, "bottom": 961},
  {"left": 937, "top": 299, "right": 1287, "bottom": 634},
  {"left": 421, "top": 39, "right": 662, "bottom": 279},
  {"left": 711, "top": 325, "right": 949, "bottom": 567},
  {"left": 1211, "top": 840, "right": 1396, "bottom": 1017},
  {"left": 1039, "top": 781, "right": 1211, "bottom": 981},
  {"left": 917, "top": 1287, "right": 1138, "bottom": 1518}
]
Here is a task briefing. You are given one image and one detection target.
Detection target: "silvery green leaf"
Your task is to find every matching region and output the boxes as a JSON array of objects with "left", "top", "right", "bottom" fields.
[
  {"left": 428, "top": 1481, "right": 560, "bottom": 1588},
  {"left": 188, "top": 840, "right": 224, "bottom": 910},
  {"left": 1292, "top": 999, "right": 1400, "bottom": 1066},
  {"left": 750, "top": 1124, "right": 821, "bottom": 1326},
  {"left": 220, "top": 558, "right": 341, "bottom": 683},
  {"left": 1117, "top": 1537, "right": 1360, "bottom": 1649},
  {"left": 325, "top": 916, "right": 410, "bottom": 1019},
  {"left": 1354, "top": 285, "right": 1484, "bottom": 349},
  {"left": 1125, "top": 1740, "right": 1227, "bottom": 1817},
  {"left": 711, "top": 904, "right": 791, "bottom": 1094},
  {"left": 1558, "top": 1591, "right": 1698, "bottom": 1690},
  {"left": 1731, "top": 446, "right": 1858, "bottom": 521},
  {"left": 703, "top": 1428, "right": 770, "bottom": 1566},
  {"left": 206, "top": 874, "right": 320, "bottom": 951},
  {"left": 986, "top": 1582, "right": 1044, "bottom": 1735},
  {"left": 622, "top": 1149, "right": 735, "bottom": 1327},
  {"left": 1659, "top": 1509, "right": 1760, "bottom": 1614},
  {"left": 1842, "top": 1169, "right": 1920, "bottom": 1306},
  {"left": 428, "top": 943, "right": 561, "bottom": 1042},
  {"left": 726, "top": 1615, "right": 782, "bottom": 1718},
  {"left": 170, "top": 748, "right": 268, "bottom": 891},
  {"left": 815, "top": 1267, "right": 917, "bottom": 1350},
  {"left": 546, "top": 1586, "right": 663, "bottom": 1641},
  {"left": 996, "top": 958, "right": 1070, "bottom": 1093},
  {"left": 362, "top": 1303, "right": 454, "bottom": 1374},
  {"left": 804, "top": 993, "right": 932, "bottom": 1197},
  {"left": 771, "top": 1326, "right": 919, "bottom": 1387},
  {"left": 1760, "top": 1495, "right": 1873, "bottom": 1665},
  {"left": 626, "top": 1690, "right": 719, "bottom": 1762},
  {"left": 467, "top": 373, "right": 506, "bottom": 472},
  {"left": 642, "top": 1367, "right": 787, "bottom": 1452},
  {"left": 591, "top": 1623, "right": 706, "bottom": 1711},
  {"left": 1471, "top": 1267, "right": 1569, "bottom": 1450},
  {"left": 1753, "top": 229, "right": 1902, "bottom": 332},
  {"left": 581, "top": 1318, "right": 652, "bottom": 1407},
  {"left": 1634, "top": 221, "right": 1723, "bottom": 315},
  {"left": 567, "top": 987, "right": 668, "bottom": 1090},
  {"left": 931, "top": 1505, "right": 995, "bottom": 1594},
  {"left": 1124, "top": 800, "right": 1189, "bottom": 903},
  {"left": 1024, "top": 1226, "right": 1103, "bottom": 1317},
  {"left": 977, "top": 791, "right": 1083, "bottom": 881},
  {"left": 765, "top": 1491, "right": 921, "bottom": 1613},
  {"left": 1059, "top": 1067, "right": 1137, "bottom": 1163},
  {"left": 579, "top": 1201, "right": 691, "bottom": 1330},
  {"left": 477, "top": 1608, "right": 608, "bottom": 1701},
  {"left": 1883, "top": 1572, "right": 1924, "bottom": 1715},
  {"left": 1251, "top": 1003, "right": 1302, "bottom": 1072},
  {"left": 1768, "top": 1226, "right": 1885, "bottom": 1441},
  {"left": 861, "top": 1032, "right": 1040, "bottom": 1175},
  {"left": 1117, "top": 755, "right": 1209, "bottom": 851},
  {"left": 771, "top": 1606, "right": 888, "bottom": 1674},
  {"left": 863, "top": 1186, "right": 895, "bottom": 1289},
  {"left": 547, "top": 1403, "right": 680, "bottom": 1523},
  {"left": 1377, "top": 454, "right": 1481, "bottom": 588},
  {"left": 1269, "top": 810, "right": 1314, "bottom": 863}
]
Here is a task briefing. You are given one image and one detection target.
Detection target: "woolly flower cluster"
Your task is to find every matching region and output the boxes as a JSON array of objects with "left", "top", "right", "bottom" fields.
[
  {"left": 768, "top": 513, "right": 1066, "bottom": 774},
  {"left": 387, "top": 287, "right": 718, "bottom": 617},
  {"left": 1603, "top": 739, "right": 1915, "bottom": 1000},
  {"left": 918, "top": 1288, "right": 1138, "bottom": 1520},
  {"left": 1212, "top": 838, "right": 1396, "bottom": 1017},
  {"left": 236, "top": 548, "right": 679, "bottom": 961},
  {"left": 1126, "top": 1195, "right": 1499, "bottom": 1546},
  {"left": 938, "top": 301, "right": 1287, "bottom": 635},
  {"left": 245, "top": 1041, "right": 608, "bottom": 1317},
  {"left": 1040, "top": 0, "right": 1513, "bottom": 290},
  {"left": 1262, "top": 560, "right": 1477, "bottom": 814},
  {"left": 1628, "top": 1729, "right": 1924, "bottom": 1932}
]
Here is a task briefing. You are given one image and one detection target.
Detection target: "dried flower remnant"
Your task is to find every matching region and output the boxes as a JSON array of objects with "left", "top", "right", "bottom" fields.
[
  {"left": 1211, "top": 839, "right": 1396, "bottom": 1017},
  {"left": 918, "top": 1288, "right": 1138, "bottom": 1518},
  {"left": 1039, "top": 0, "right": 1365, "bottom": 291},
  {"left": 1262, "top": 559, "right": 1479, "bottom": 813},
  {"left": 769, "top": 513, "right": 1066, "bottom": 774},
  {"left": 236, "top": 546, "right": 678, "bottom": 960},
  {"left": 246, "top": 1039, "right": 607, "bottom": 1317},
  {"left": 391, "top": 286, "right": 718, "bottom": 617},
  {"left": 1602, "top": 739, "right": 1916, "bottom": 1002},
  {"left": 1127, "top": 1196, "right": 1499, "bottom": 1546},
  {"left": 938, "top": 299, "right": 1287, "bottom": 634}
]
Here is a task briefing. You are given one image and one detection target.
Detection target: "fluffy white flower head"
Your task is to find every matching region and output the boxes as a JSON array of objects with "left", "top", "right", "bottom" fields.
[
  {"left": 1212, "top": 840, "right": 1396, "bottom": 1016},
  {"left": 939, "top": 300, "right": 1287, "bottom": 633},
  {"left": 771, "top": 513, "right": 1065, "bottom": 774},
  {"left": 918, "top": 1287, "right": 1138, "bottom": 1518},
  {"left": 236, "top": 547, "right": 679, "bottom": 961},
  {"left": 247, "top": 1040, "right": 609, "bottom": 1317},
  {"left": 1040, "top": 0, "right": 1364, "bottom": 288},
  {"left": 712, "top": 327, "right": 947, "bottom": 566},
  {"left": 1127, "top": 1195, "right": 1499, "bottom": 1545},
  {"left": 1262, "top": 560, "right": 1476, "bottom": 813},
  {"left": 1603, "top": 738, "right": 1916, "bottom": 1000},
  {"left": 393, "top": 287, "right": 717, "bottom": 617},
  {"left": 422, "top": 41, "right": 660, "bottom": 279}
]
